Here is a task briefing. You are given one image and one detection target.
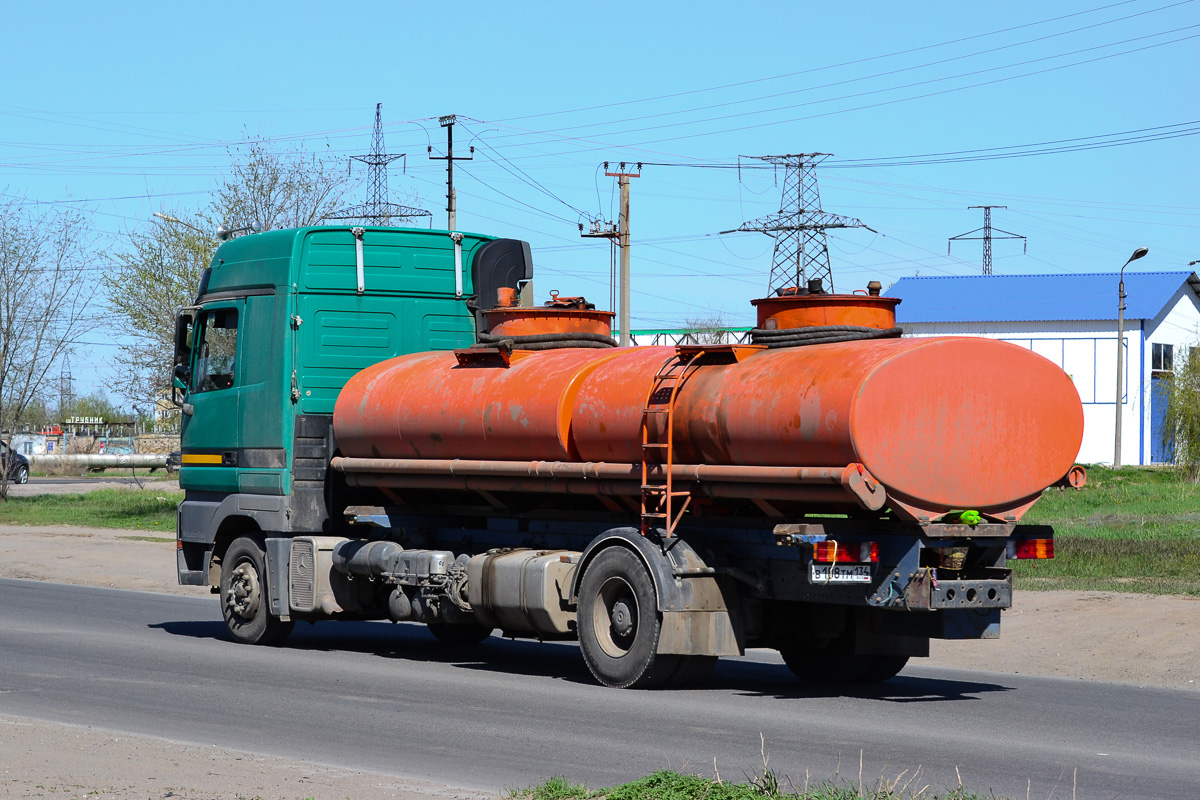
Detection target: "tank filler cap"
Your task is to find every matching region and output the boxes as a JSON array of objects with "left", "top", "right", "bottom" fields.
[{"left": 543, "top": 290, "right": 596, "bottom": 310}]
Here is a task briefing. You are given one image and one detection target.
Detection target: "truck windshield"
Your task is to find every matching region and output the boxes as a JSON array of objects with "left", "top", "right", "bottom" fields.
[{"left": 192, "top": 308, "right": 238, "bottom": 393}]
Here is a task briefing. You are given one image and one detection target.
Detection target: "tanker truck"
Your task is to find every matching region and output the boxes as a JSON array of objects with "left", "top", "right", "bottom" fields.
[{"left": 173, "top": 224, "right": 1083, "bottom": 688}]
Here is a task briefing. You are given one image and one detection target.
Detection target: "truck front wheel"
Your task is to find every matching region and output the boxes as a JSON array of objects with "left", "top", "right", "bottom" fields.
[
  {"left": 577, "top": 547, "right": 681, "bottom": 689},
  {"left": 220, "top": 536, "right": 294, "bottom": 646}
]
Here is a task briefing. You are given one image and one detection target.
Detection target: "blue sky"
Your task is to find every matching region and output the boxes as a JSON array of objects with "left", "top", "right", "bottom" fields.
[{"left": 2, "top": 0, "right": 1197, "bottom": 402}]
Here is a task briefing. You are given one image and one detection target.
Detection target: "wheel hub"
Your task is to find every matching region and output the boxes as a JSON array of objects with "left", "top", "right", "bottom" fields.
[
  {"left": 226, "top": 563, "right": 261, "bottom": 619},
  {"left": 610, "top": 599, "right": 635, "bottom": 637}
]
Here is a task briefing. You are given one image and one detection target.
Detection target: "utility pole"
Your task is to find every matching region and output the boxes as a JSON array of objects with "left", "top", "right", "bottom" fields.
[
  {"left": 723, "top": 154, "right": 871, "bottom": 294},
  {"left": 948, "top": 205, "right": 1026, "bottom": 275},
  {"left": 429, "top": 114, "right": 473, "bottom": 231},
  {"left": 580, "top": 219, "right": 620, "bottom": 318},
  {"left": 604, "top": 162, "right": 641, "bottom": 346}
]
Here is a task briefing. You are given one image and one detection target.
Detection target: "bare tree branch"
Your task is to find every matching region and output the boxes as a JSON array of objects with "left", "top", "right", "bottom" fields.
[{"left": 0, "top": 194, "right": 98, "bottom": 499}]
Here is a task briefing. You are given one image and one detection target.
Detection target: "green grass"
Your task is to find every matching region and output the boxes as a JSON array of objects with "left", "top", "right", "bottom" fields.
[
  {"left": 1016, "top": 466, "right": 1200, "bottom": 595},
  {"left": 0, "top": 489, "right": 182, "bottom": 531},
  {"left": 510, "top": 770, "right": 1004, "bottom": 800}
]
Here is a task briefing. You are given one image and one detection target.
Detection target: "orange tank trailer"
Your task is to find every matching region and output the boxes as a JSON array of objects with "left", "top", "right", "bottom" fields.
[{"left": 334, "top": 332, "right": 1083, "bottom": 523}]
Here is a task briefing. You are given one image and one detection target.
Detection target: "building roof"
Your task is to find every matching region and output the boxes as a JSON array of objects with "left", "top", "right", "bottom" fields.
[{"left": 886, "top": 271, "right": 1200, "bottom": 324}]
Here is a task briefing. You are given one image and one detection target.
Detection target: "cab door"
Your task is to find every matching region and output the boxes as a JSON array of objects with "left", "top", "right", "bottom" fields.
[{"left": 179, "top": 301, "right": 242, "bottom": 492}]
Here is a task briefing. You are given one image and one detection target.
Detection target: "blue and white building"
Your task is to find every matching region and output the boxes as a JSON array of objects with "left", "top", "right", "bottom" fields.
[{"left": 887, "top": 272, "right": 1200, "bottom": 465}]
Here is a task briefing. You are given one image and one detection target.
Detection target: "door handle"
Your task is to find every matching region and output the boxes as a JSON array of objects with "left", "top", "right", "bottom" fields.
[{"left": 182, "top": 403, "right": 194, "bottom": 416}]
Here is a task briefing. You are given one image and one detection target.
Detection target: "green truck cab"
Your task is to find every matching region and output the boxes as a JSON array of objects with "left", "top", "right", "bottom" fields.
[{"left": 173, "top": 226, "right": 531, "bottom": 586}]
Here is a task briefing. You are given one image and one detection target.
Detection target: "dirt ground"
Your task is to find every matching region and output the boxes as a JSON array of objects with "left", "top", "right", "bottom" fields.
[
  {"left": 0, "top": 714, "right": 494, "bottom": 800},
  {"left": 1, "top": 521, "right": 1197, "bottom": 799}
]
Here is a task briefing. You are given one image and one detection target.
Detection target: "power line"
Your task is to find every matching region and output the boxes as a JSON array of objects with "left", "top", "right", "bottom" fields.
[
  {"left": 487, "top": 0, "right": 1157, "bottom": 125},
  {"left": 480, "top": 2, "right": 1195, "bottom": 144},
  {"left": 475, "top": 27, "right": 1200, "bottom": 157},
  {"left": 457, "top": 120, "right": 591, "bottom": 221}
]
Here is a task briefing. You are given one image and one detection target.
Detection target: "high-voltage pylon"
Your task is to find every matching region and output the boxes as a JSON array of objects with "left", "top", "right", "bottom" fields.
[
  {"left": 58, "top": 356, "right": 73, "bottom": 418},
  {"left": 948, "top": 205, "right": 1026, "bottom": 275},
  {"left": 326, "top": 103, "right": 431, "bottom": 225},
  {"left": 724, "top": 153, "right": 872, "bottom": 294}
]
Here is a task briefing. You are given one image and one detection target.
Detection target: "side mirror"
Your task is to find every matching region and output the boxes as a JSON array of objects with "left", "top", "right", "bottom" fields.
[{"left": 171, "top": 364, "right": 191, "bottom": 408}]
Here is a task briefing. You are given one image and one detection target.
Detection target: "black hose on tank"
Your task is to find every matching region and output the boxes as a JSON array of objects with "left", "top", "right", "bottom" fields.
[
  {"left": 750, "top": 325, "right": 904, "bottom": 349},
  {"left": 477, "top": 331, "right": 618, "bottom": 350}
]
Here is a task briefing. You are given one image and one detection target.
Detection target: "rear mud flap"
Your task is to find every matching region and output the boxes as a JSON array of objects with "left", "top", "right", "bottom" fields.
[{"left": 658, "top": 609, "right": 741, "bottom": 656}]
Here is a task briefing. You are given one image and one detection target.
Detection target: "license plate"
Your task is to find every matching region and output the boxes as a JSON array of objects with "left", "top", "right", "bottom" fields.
[{"left": 810, "top": 564, "right": 873, "bottom": 583}]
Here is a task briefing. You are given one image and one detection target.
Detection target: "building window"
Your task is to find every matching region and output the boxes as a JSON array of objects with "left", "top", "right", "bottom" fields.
[{"left": 1152, "top": 343, "right": 1174, "bottom": 373}]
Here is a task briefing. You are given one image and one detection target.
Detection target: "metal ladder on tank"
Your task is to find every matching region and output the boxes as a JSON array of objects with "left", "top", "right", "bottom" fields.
[{"left": 640, "top": 350, "right": 702, "bottom": 538}]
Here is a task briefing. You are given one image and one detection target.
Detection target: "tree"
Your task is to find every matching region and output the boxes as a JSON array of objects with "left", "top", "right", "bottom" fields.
[
  {"left": 61, "top": 390, "right": 126, "bottom": 422},
  {"left": 214, "top": 138, "right": 356, "bottom": 231},
  {"left": 1163, "top": 345, "right": 1200, "bottom": 480},
  {"left": 683, "top": 314, "right": 731, "bottom": 345},
  {"left": 104, "top": 212, "right": 213, "bottom": 407},
  {"left": 0, "top": 195, "right": 98, "bottom": 498},
  {"left": 105, "top": 138, "right": 357, "bottom": 408}
]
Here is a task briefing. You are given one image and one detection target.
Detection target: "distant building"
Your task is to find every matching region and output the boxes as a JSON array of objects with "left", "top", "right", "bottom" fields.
[
  {"left": 9, "top": 430, "right": 62, "bottom": 456},
  {"left": 887, "top": 271, "right": 1200, "bottom": 465}
]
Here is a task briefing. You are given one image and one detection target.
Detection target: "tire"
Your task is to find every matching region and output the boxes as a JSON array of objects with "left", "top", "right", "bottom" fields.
[
  {"left": 220, "top": 536, "right": 294, "bottom": 646},
  {"left": 427, "top": 622, "right": 494, "bottom": 645},
  {"left": 780, "top": 644, "right": 908, "bottom": 685},
  {"left": 14, "top": 466, "right": 28, "bottom": 485},
  {"left": 577, "top": 547, "right": 681, "bottom": 689}
]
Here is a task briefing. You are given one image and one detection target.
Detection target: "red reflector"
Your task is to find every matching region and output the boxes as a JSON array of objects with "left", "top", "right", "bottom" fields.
[
  {"left": 812, "top": 541, "right": 878, "bottom": 563},
  {"left": 1009, "top": 539, "right": 1054, "bottom": 559},
  {"left": 862, "top": 541, "right": 879, "bottom": 563}
]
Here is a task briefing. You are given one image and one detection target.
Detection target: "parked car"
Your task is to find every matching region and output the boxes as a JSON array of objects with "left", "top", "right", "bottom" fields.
[{"left": 1, "top": 441, "right": 29, "bottom": 485}]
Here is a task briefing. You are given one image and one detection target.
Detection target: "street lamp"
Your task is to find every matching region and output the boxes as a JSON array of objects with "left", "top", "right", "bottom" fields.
[
  {"left": 152, "top": 212, "right": 209, "bottom": 237},
  {"left": 1114, "top": 245, "right": 1150, "bottom": 468}
]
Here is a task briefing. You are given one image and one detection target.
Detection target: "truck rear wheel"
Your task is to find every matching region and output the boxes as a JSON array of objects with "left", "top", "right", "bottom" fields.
[
  {"left": 779, "top": 645, "right": 908, "bottom": 684},
  {"left": 220, "top": 536, "right": 294, "bottom": 646},
  {"left": 577, "top": 547, "right": 681, "bottom": 689}
]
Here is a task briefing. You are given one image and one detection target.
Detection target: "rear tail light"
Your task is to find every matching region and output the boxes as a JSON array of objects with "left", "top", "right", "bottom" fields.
[
  {"left": 1007, "top": 538, "right": 1054, "bottom": 559},
  {"left": 812, "top": 540, "right": 878, "bottom": 563}
]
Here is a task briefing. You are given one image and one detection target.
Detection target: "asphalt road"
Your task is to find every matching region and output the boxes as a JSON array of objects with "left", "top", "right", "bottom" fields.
[
  {"left": 1, "top": 578, "right": 1196, "bottom": 799},
  {"left": 8, "top": 475, "right": 179, "bottom": 496}
]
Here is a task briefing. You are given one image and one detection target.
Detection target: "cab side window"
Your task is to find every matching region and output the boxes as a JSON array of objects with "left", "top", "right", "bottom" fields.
[{"left": 192, "top": 309, "right": 238, "bottom": 393}]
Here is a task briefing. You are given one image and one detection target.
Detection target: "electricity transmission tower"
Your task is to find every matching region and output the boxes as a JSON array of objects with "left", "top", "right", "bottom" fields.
[
  {"left": 58, "top": 356, "right": 73, "bottom": 418},
  {"left": 326, "top": 103, "right": 430, "bottom": 225},
  {"left": 724, "top": 153, "right": 872, "bottom": 294},
  {"left": 948, "top": 205, "right": 1026, "bottom": 275}
]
